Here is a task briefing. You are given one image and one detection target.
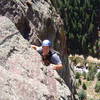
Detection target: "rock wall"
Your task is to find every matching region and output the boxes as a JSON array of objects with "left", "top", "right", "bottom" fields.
[
  {"left": 0, "top": 0, "right": 58, "bottom": 44},
  {"left": 0, "top": 16, "right": 72, "bottom": 100},
  {"left": 0, "top": 0, "right": 77, "bottom": 99}
]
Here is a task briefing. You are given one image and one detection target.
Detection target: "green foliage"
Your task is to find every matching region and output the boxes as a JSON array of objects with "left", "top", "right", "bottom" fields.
[
  {"left": 88, "top": 63, "right": 96, "bottom": 69},
  {"left": 90, "top": 66, "right": 97, "bottom": 74},
  {"left": 74, "top": 57, "right": 84, "bottom": 65},
  {"left": 87, "top": 66, "right": 97, "bottom": 81},
  {"left": 75, "top": 72, "right": 81, "bottom": 79},
  {"left": 95, "top": 81, "right": 100, "bottom": 93},
  {"left": 87, "top": 72, "right": 94, "bottom": 81},
  {"left": 79, "top": 78, "right": 82, "bottom": 85},
  {"left": 82, "top": 83, "right": 87, "bottom": 90},
  {"left": 51, "top": 0, "right": 100, "bottom": 56},
  {"left": 82, "top": 72, "right": 87, "bottom": 79},
  {"left": 97, "top": 72, "right": 100, "bottom": 81},
  {"left": 78, "top": 89, "right": 87, "bottom": 100},
  {"left": 87, "top": 71, "right": 94, "bottom": 81}
]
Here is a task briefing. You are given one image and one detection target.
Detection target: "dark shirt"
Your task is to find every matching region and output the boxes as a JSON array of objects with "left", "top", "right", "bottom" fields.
[{"left": 36, "top": 47, "right": 62, "bottom": 64}]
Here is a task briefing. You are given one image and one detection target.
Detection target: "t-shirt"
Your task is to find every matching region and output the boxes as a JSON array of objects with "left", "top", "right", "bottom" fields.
[{"left": 36, "top": 47, "right": 62, "bottom": 64}]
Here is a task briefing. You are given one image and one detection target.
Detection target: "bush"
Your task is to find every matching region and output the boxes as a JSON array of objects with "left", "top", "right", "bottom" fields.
[
  {"left": 75, "top": 72, "right": 81, "bottom": 79},
  {"left": 78, "top": 89, "right": 87, "bottom": 100},
  {"left": 82, "top": 72, "right": 87, "bottom": 79},
  {"left": 95, "top": 81, "right": 100, "bottom": 93},
  {"left": 74, "top": 57, "right": 84, "bottom": 65},
  {"left": 87, "top": 71, "right": 95, "bottom": 81},
  {"left": 82, "top": 83, "right": 87, "bottom": 90},
  {"left": 97, "top": 72, "right": 100, "bottom": 81},
  {"left": 79, "top": 78, "right": 82, "bottom": 85},
  {"left": 89, "top": 65, "right": 97, "bottom": 73},
  {"left": 87, "top": 66, "right": 97, "bottom": 81}
]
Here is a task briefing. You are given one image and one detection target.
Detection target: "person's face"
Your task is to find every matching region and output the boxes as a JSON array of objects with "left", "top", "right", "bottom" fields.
[{"left": 42, "top": 46, "right": 50, "bottom": 56}]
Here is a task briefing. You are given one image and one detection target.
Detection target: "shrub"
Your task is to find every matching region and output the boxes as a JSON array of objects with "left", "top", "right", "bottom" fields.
[
  {"left": 82, "top": 83, "right": 87, "bottom": 90},
  {"left": 87, "top": 71, "right": 95, "bottom": 81},
  {"left": 87, "top": 66, "right": 97, "bottom": 81},
  {"left": 78, "top": 89, "right": 87, "bottom": 100},
  {"left": 92, "top": 66, "right": 97, "bottom": 74},
  {"left": 88, "top": 65, "right": 97, "bottom": 73},
  {"left": 88, "top": 63, "right": 96, "bottom": 69},
  {"left": 95, "top": 81, "right": 100, "bottom": 93},
  {"left": 82, "top": 72, "right": 87, "bottom": 79},
  {"left": 74, "top": 57, "right": 84, "bottom": 66},
  {"left": 97, "top": 72, "right": 100, "bottom": 81},
  {"left": 79, "top": 78, "right": 82, "bottom": 85},
  {"left": 75, "top": 72, "right": 81, "bottom": 79}
]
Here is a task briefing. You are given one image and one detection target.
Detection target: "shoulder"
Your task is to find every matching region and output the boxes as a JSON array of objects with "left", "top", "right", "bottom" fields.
[
  {"left": 52, "top": 53, "right": 59, "bottom": 57},
  {"left": 51, "top": 53, "right": 61, "bottom": 60},
  {"left": 51, "top": 53, "right": 62, "bottom": 64},
  {"left": 51, "top": 50, "right": 60, "bottom": 58}
]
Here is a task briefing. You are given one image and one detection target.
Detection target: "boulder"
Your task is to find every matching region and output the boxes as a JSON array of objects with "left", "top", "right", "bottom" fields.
[{"left": 0, "top": 16, "right": 72, "bottom": 100}]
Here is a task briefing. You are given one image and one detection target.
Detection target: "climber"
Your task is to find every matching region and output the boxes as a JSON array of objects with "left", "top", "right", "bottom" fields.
[{"left": 31, "top": 40, "right": 63, "bottom": 70}]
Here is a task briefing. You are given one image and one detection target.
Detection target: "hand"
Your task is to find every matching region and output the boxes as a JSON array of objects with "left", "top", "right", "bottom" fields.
[
  {"left": 52, "top": 64, "right": 63, "bottom": 70},
  {"left": 31, "top": 45, "right": 37, "bottom": 50}
]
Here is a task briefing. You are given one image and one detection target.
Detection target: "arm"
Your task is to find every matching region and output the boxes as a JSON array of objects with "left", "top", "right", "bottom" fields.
[
  {"left": 31, "top": 45, "right": 42, "bottom": 54},
  {"left": 51, "top": 53, "right": 63, "bottom": 70},
  {"left": 31, "top": 45, "right": 39, "bottom": 50},
  {"left": 53, "top": 64, "right": 63, "bottom": 70}
]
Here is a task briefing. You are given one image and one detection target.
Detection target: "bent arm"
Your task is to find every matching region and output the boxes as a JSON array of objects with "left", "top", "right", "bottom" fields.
[{"left": 51, "top": 53, "right": 63, "bottom": 70}]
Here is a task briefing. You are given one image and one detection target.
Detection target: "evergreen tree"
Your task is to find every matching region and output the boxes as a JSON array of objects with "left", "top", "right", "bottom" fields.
[{"left": 51, "top": 0, "right": 100, "bottom": 57}]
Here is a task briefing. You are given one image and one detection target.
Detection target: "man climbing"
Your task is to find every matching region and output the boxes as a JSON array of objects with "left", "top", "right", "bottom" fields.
[{"left": 31, "top": 40, "right": 63, "bottom": 70}]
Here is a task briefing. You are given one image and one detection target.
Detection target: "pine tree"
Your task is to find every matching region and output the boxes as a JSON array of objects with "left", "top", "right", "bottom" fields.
[{"left": 51, "top": 0, "right": 100, "bottom": 56}]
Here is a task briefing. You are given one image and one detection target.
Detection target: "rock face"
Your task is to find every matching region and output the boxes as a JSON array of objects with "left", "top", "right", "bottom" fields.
[
  {"left": 0, "top": 0, "right": 76, "bottom": 99},
  {"left": 0, "top": 0, "right": 60, "bottom": 44},
  {"left": 0, "top": 16, "right": 73, "bottom": 100}
]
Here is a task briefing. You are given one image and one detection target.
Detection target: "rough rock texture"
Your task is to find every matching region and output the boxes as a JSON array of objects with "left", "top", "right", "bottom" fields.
[
  {"left": 0, "top": 0, "right": 76, "bottom": 99},
  {"left": 0, "top": 16, "right": 73, "bottom": 100},
  {"left": 0, "top": 0, "right": 60, "bottom": 44}
]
